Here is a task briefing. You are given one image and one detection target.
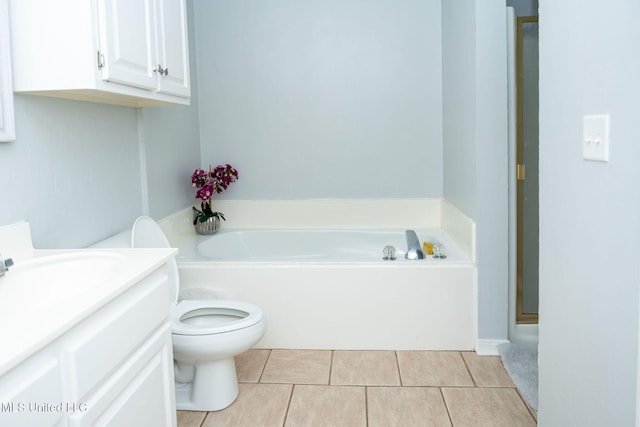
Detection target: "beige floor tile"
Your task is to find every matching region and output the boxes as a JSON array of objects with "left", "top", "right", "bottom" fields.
[
  {"left": 397, "top": 351, "right": 474, "bottom": 387},
  {"left": 461, "top": 352, "right": 515, "bottom": 387},
  {"left": 331, "top": 351, "right": 400, "bottom": 386},
  {"left": 367, "top": 387, "right": 452, "bottom": 427},
  {"left": 202, "top": 383, "right": 292, "bottom": 427},
  {"left": 236, "top": 349, "right": 270, "bottom": 383},
  {"left": 285, "top": 385, "right": 366, "bottom": 427},
  {"left": 442, "top": 387, "right": 536, "bottom": 427},
  {"left": 261, "top": 349, "right": 332, "bottom": 384},
  {"left": 177, "top": 410, "right": 207, "bottom": 427}
]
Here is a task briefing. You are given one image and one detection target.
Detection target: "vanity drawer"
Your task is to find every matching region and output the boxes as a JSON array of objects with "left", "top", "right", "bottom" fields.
[{"left": 62, "top": 270, "right": 170, "bottom": 400}]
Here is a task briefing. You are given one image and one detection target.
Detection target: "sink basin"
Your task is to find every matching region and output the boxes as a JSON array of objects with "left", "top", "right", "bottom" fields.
[{"left": 0, "top": 252, "right": 126, "bottom": 316}]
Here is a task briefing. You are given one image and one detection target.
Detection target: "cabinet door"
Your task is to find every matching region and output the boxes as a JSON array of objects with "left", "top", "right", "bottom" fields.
[
  {"left": 68, "top": 324, "right": 176, "bottom": 427},
  {"left": 0, "top": 0, "right": 15, "bottom": 141},
  {"left": 155, "top": 0, "right": 190, "bottom": 98},
  {"left": 0, "top": 357, "right": 64, "bottom": 427},
  {"left": 97, "top": 0, "right": 157, "bottom": 91}
]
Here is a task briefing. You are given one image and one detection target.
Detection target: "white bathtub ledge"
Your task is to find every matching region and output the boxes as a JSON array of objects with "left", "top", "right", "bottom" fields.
[
  {"left": 441, "top": 200, "right": 476, "bottom": 263},
  {"left": 160, "top": 199, "right": 441, "bottom": 234}
]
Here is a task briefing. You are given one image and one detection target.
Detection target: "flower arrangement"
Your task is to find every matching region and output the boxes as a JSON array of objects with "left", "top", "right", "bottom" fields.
[{"left": 191, "top": 164, "right": 239, "bottom": 225}]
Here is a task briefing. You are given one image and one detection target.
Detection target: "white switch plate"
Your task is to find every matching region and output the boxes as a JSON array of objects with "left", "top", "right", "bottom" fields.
[{"left": 583, "top": 114, "right": 610, "bottom": 162}]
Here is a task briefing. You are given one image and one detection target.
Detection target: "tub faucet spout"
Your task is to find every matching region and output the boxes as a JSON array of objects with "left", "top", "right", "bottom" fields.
[
  {"left": 0, "top": 255, "right": 13, "bottom": 277},
  {"left": 405, "top": 230, "right": 424, "bottom": 260}
]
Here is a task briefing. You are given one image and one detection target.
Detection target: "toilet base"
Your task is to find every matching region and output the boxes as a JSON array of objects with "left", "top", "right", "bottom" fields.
[{"left": 174, "top": 357, "right": 239, "bottom": 411}]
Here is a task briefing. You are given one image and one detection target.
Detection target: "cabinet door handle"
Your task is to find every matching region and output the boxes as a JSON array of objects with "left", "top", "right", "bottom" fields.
[{"left": 153, "top": 65, "right": 169, "bottom": 76}]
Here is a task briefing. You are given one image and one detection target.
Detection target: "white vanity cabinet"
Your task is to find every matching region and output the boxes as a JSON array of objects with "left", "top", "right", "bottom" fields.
[
  {"left": 9, "top": 0, "right": 190, "bottom": 107},
  {"left": 0, "top": 267, "right": 177, "bottom": 427}
]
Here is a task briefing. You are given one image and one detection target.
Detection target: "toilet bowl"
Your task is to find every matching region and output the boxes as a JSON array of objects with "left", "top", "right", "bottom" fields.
[{"left": 131, "top": 216, "right": 266, "bottom": 411}]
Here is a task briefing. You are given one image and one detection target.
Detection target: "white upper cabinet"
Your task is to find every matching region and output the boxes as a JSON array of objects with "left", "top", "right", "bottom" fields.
[
  {"left": 155, "top": 0, "right": 190, "bottom": 98},
  {"left": 9, "top": 0, "right": 190, "bottom": 107},
  {"left": 0, "top": 0, "right": 15, "bottom": 141}
]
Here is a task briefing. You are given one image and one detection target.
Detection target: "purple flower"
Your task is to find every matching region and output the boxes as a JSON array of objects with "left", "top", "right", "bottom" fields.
[
  {"left": 191, "top": 164, "right": 239, "bottom": 203},
  {"left": 191, "top": 168, "right": 208, "bottom": 188},
  {"left": 196, "top": 184, "right": 214, "bottom": 201}
]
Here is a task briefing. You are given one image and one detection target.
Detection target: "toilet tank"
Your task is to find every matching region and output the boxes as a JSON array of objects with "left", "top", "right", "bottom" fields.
[{"left": 88, "top": 230, "right": 131, "bottom": 248}]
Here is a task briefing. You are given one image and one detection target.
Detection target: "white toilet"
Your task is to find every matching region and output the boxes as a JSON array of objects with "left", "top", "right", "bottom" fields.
[{"left": 131, "top": 216, "right": 266, "bottom": 411}]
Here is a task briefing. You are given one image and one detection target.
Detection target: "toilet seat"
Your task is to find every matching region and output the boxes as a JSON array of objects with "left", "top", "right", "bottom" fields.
[{"left": 172, "top": 299, "right": 264, "bottom": 336}]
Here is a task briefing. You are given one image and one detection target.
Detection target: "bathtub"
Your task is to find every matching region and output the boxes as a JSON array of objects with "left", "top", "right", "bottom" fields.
[
  {"left": 176, "top": 228, "right": 468, "bottom": 263},
  {"left": 175, "top": 228, "right": 477, "bottom": 350}
]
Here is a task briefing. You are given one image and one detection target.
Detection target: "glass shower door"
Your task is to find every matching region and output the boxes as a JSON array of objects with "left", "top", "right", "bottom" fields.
[{"left": 516, "top": 17, "right": 539, "bottom": 323}]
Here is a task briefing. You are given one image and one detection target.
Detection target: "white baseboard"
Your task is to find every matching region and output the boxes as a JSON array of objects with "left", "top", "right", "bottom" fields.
[{"left": 476, "top": 339, "right": 510, "bottom": 356}]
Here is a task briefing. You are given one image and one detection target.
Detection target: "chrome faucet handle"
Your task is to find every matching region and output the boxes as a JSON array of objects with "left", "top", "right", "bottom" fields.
[
  {"left": 432, "top": 244, "right": 447, "bottom": 259},
  {"left": 382, "top": 245, "right": 397, "bottom": 260},
  {"left": 0, "top": 256, "right": 14, "bottom": 277}
]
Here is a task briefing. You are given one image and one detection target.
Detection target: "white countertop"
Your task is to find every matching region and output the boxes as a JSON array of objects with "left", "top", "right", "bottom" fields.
[{"left": 0, "top": 247, "right": 177, "bottom": 376}]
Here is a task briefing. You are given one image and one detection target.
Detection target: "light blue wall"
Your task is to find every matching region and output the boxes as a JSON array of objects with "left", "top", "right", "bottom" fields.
[
  {"left": 193, "top": 0, "right": 443, "bottom": 200},
  {"left": 142, "top": 100, "right": 200, "bottom": 219},
  {"left": 442, "top": 0, "right": 476, "bottom": 218},
  {"left": 474, "top": 1, "right": 509, "bottom": 343},
  {"left": 442, "top": 0, "right": 509, "bottom": 341},
  {"left": 538, "top": 1, "right": 640, "bottom": 424},
  {"left": 0, "top": 95, "right": 143, "bottom": 248}
]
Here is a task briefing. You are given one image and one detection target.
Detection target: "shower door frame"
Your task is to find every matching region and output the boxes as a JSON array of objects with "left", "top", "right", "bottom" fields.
[{"left": 516, "top": 15, "right": 539, "bottom": 324}]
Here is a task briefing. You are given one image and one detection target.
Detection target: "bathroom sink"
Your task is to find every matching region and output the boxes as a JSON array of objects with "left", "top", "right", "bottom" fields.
[{"left": 0, "top": 252, "right": 126, "bottom": 316}]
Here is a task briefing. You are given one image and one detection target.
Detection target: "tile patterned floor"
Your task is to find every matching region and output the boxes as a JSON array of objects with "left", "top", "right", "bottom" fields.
[{"left": 177, "top": 349, "right": 536, "bottom": 427}]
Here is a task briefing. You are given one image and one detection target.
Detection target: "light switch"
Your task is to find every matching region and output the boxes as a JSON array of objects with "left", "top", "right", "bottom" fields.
[{"left": 583, "top": 114, "right": 610, "bottom": 162}]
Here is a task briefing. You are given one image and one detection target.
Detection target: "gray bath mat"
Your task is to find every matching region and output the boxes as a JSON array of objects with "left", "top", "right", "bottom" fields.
[{"left": 498, "top": 343, "right": 538, "bottom": 413}]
